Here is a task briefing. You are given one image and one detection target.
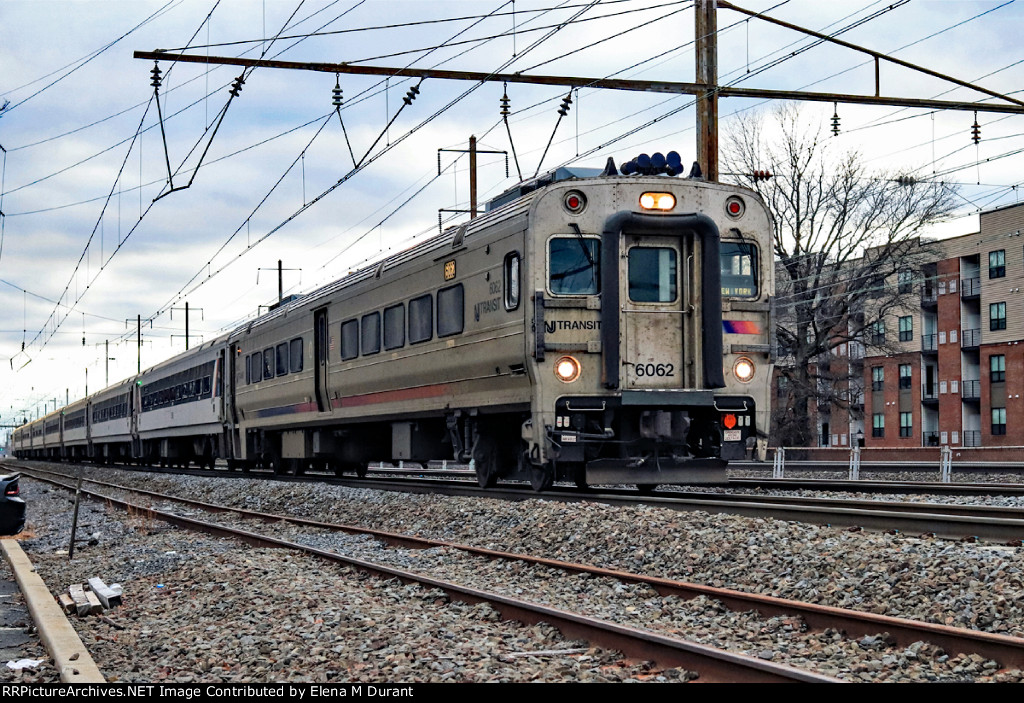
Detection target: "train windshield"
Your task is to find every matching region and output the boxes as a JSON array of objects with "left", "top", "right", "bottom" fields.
[
  {"left": 720, "top": 241, "right": 758, "bottom": 298},
  {"left": 549, "top": 236, "right": 600, "bottom": 295}
]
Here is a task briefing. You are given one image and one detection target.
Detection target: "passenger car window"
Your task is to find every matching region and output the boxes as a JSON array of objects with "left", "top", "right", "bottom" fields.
[
  {"left": 276, "top": 343, "right": 289, "bottom": 376},
  {"left": 290, "top": 338, "right": 303, "bottom": 373},
  {"left": 504, "top": 252, "right": 521, "bottom": 310},
  {"left": 384, "top": 305, "right": 405, "bottom": 350},
  {"left": 341, "top": 319, "right": 359, "bottom": 360},
  {"left": 263, "top": 348, "right": 274, "bottom": 379},
  {"left": 437, "top": 284, "right": 464, "bottom": 337},
  {"left": 362, "top": 312, "right": 381, "bottom": 355},
  {"left": 628, "top": 247, "right": 677, "bottom": 302},
  {"left": 549, "top": 237, "right": 600, "bottom": 295},
  {"left": 409, "top": 295, "right": 433, "bottom": 344}
]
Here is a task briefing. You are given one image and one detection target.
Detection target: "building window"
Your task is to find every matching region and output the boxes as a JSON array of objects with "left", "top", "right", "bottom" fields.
[
  {"left": 992, "top": 407, "right": 1007, "bottom": 435},
  {"left": 989, "top": 250, "right": 1006, "bottom": 279},
  {"left": 899, "top": 412, "right": 912, "bottom": 438},
  {"left": 871, "top": 366, "right": 884, "bottom": 392},
  {"left": 869, "top": 320, "right": 885, "bottom": 346},
  {"left": 899, "top": 364, "right": 912, "bottom": 389},
  {"left": 898, "top": 316, "right": 913, "bottom": 342},
  {"left": 898, "top": 270, "right": 913, "bottom": 293},
  {"left": 990, "top": 302, "right": 1007, "bottom": 331},
  {"left": 991, "top": 354, "right": 1006, "bottom": 383},
  {"left": 872, "top": 413, "right": 885, "bottom": 438}
]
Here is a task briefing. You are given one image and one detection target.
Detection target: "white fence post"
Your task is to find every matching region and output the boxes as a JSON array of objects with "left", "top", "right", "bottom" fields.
[
  {"left": 772, "top": 447, "right": 785, "bottom": 478},
  {"left": 940, "top": 446, "right": 952, "bottom": 483},
  {"left": 849, "top": 445, "right": 861, "bottom": 481}
]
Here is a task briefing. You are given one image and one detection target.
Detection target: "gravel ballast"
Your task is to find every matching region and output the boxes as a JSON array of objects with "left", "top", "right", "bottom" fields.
[{"left": 9, "top": 461, "right": 1024, "bottom": 682}]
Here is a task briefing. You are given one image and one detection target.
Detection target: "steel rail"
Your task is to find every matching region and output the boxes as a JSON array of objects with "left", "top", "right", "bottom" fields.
[
  {"left": 19, "top": 464, "right": 1024, "bottom": 671},
  {"left": 18, "top": 467, "right": 837, "bottom": 683}
]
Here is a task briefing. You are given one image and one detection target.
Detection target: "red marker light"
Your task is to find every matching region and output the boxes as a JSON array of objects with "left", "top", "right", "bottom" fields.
[{"left": 723, "top": 413, "right": 737, "bottom": 430}]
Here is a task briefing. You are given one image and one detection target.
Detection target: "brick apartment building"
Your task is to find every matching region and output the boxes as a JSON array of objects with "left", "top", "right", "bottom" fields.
[{"left": 794, "top": 201, "right": 1024, "bottom": 458}]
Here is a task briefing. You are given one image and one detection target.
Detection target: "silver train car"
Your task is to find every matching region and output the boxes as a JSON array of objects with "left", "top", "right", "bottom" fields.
[{"left": 13, "top": 158, "right": 774, "bottom": 490}]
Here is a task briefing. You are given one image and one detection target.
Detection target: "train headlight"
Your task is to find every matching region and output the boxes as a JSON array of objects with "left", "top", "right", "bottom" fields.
[
  {"left": 732, "top": 357, "right": 756, "bottom": 383},
  {"left": 554, "top": 356, "right": 582, "bottom": 383},
  {"left": 563, "top": 190, "right": 587, "bottom": 214},
  {"left": 639, "top": 192, "right": 676, "bottom": 211}
]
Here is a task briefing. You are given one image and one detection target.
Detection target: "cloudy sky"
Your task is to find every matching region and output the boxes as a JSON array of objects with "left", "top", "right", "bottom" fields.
[{"left": 1, "top": 0, "right": 1023, "bottom": 430}]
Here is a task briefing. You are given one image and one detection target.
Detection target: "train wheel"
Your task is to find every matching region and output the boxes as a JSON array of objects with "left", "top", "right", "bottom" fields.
[
  {"left": 472, "top": 434, "right": 500, "bottom": 488},
  {"left": 521, "top": 451, "right": 553, "bottom": 493},
  {"left": 354, "top": 462, "right": 368, "bottom": 478}
]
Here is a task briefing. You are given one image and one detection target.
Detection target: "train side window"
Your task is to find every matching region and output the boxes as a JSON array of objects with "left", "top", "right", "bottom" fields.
[
  {"left": 341, "top": 319, "right": 360, "bottom": 360},
  {"left": 437, "top": 284, "right": 464, "bottom": 337},
  {"left": 628, "top": 247, "right": 677, "bottom": 302},
  {"left": 362, "top": 312, "right": 381, "bottom": 355},
  {"left": 720, "top": 242, "right": 759, "bottom": 298},
  {"left": 409, "top": 294, "right": 433, "bottom": 344},
  {"left": 384, "top": 304, "right": 405, "bottom": 350},
  {"left": 504, "top": 252, "right": 520, "bottom": 310},
  {"left": 263, "top": 348, "right": 274, "bottom": 379},
  {"left": 276, "top": 342, "right": 289, "bottom": 376},
  {"left": 245, "top": 354, "right": 251, "bottom": 385},
  {"left": 290, "top": 338, "right": 303, "bottom": 373},
  {"left": 251, "top": 352, "right": 263, "bottom": 382},
  {"left": 549, "top": 236, "right": 600, "bottom": 295}
]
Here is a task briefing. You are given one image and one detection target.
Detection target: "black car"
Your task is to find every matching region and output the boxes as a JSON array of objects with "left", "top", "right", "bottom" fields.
[{"left": 0, "top": 474, "right": 25, "bottom": 536}]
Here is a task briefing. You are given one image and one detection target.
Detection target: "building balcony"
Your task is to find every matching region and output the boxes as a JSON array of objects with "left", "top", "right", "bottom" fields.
[
  {"left": 961, "top": 379, "right": 981, "bottom": 400},
  {"left": 961, "top": 277, "right": 981, "bottom": 299},
  {"left": 962, "top": 328, "right": 981, "bottom": 350},
  {"left": 963, "top": 430, "right": 981, "bottom": 447},
  {"left": 921, "top": 289, "right": 938, "bottom": 308},
  {"left": 922, "top": 387, "right": 939, "bottom": 403},
  {"left": 921, "top": 333, "right": 938, "bottom": 353},
  {"left": 923, "top": 431, "right": 940, "bottom": 447}
]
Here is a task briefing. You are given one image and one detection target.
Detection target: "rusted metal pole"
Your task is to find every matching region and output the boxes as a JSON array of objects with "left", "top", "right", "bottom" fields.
[{"left": 695, "top": 0, "right": 719, "bottom": 182}]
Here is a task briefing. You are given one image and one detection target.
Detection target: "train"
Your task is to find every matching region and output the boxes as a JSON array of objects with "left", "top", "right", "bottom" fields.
[{"left": 12, "top": 152, "right": 774, "bottom": 491}]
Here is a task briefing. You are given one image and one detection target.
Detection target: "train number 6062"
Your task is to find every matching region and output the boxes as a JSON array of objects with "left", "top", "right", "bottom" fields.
[{"left": 635, "top": 363, "right": 675, "bottom": 377}]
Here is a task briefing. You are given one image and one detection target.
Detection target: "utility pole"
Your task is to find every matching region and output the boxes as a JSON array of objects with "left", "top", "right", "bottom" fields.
[
  {"left": 695, "top": 0, "right": 719, "bottom": 181},
  {"left": 171, "top": 302, "right": 204, "bottom": 350},
  {"left": 257, "top": 262, "right": 300, "bottom": 305},
  {"left": 438, "top": 137, "right": 507, "bottom": 224},
  {"left": 126, "top": 316, "right": 152, "bottom": 373}
]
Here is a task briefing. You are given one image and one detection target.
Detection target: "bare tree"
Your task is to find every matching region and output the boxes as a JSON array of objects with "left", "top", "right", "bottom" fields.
[{"left": 723, "top": 104, "right": 960, "bottom": 447}]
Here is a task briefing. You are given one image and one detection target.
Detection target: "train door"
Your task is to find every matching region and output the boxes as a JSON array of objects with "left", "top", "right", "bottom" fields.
[
  {"left": 620, "top": 233, "right": 688, "bottom": 389},
  {"left": 314, "top": 308, "right": 330, "bottom": 412}
]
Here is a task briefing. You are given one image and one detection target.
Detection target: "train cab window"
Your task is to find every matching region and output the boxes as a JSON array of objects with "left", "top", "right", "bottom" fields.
[
  {"left": 290, "top": 338, "right": 303, "bottom": 373},
  {"left": 341, "top": 319, "right": 360, "bottom": 361},
  {"left": 362, "top": 312, "right": 381, "bottom": 355},
  {"left": 549, "top": 236, "right": 600, "bottom": 295},
  {"left": 276, "top": 343, "right": 289, "bottom": 376},
  {"left": 720, "top": 242, "right": 758, "bottom": 298},
  {"left": 504, "top": 252, "right": 521, "bottom": 310},
  {"left": 409, "top": 294, "right": 433, "bottom": 344},
  {"left": 263, "top": 348, "right": 274, "bottom": 379},
  {"left": 384, "top": 304, "right": 405, "bottom": 350},
  {"left": 438, "top": 284, "right": 464, "bottom": 337},
  {"left": 628, "top": 247, "right": 677, "bottom": 303},
  {"left": 251, "top": 352, "right": 263, "bottom": 382}
]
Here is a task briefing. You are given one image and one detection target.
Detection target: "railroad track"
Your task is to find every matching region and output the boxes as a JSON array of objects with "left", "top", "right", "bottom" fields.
[
  {"left": 15, "top": 464, "right": 836, "bottom": 683},
  {"left": 9, "top": 458, "right": 1024, "bottom": 541},
  {"left": 18, "top": 463, "right": 1024, "bottom": 681}
]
